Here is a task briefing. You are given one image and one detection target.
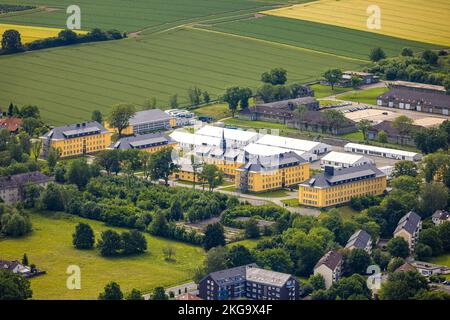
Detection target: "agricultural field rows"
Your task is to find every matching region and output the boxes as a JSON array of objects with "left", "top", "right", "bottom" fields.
[
  {"left": 0, "top": 23, "right": 86, "bottom": 43},
  {"left": 263, "top": 0, "right": 450, "bottom": 46},
  {"left": 0, "top": 27, "right": 364, "bottom": 124}
]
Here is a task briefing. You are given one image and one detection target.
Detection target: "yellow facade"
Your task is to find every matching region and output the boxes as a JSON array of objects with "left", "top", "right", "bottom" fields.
[
  {"left": 173, "top": 170, "right": 205, "bottom": 183},
  {"left": 299, "top": 176, "right": 387, "bottom": 208},
  {"left": 139, "top": 142, "right": 177, "bottom": 154},
  {"left": 169, "top": 118, "right": 177, "bottom": 128},
  {"left": 47, "top": 132, "right": 112, "bottom": 158},
  {"left": 203, "top": 158, "right": 244, "bottom": 178},
  {"left": 236, "top": 163, "right": 310, "bottom": 193}
]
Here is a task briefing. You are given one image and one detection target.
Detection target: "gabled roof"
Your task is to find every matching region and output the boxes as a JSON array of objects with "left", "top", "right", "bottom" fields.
[
  {"left": 300, "top": 164, "right": 385, "bottom": 189},
  {"left": 369, "top": 120, "right": 423, "bottom": 136},
  {"left": 238, "top": 151, "right": 307, "bottom": 172},
  {"left": 314, "top": 250, "right": 342, "bottom": 271},
  {"left": 394, "top": 211, "right": 421, "bottom": 235},
  {"left": 0, "top": 117, "right": 22, "bottom": 132},
  {"left": 0, "top": 171, "right": 52, "bottom": 190},
  {"left": 394, "top": 262, "right": 416, "bottom": 273},
  {"left": 0, "top": 260, "right": 20, "bottom": 271},
  {"left": 345, "top": 230, "right": 372, "bottom": 250},
  {"left": 42, "top": 121, "right": 109, "bottom": 140},
  {"left": 378, "top": 88, "right": 450, "bottom": 109},
  {"left": 432, "top": 210, "right": 450, "bottom": 221},
  {"left": 111, "top": 132, "right": 173, "bottom": 150}
]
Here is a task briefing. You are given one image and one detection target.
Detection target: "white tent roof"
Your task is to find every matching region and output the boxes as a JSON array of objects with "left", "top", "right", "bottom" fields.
[
  {"left": 256, "top": 134, "right": 328, "bottom": 152},
  {"left": 345, "top": 143, "right": 421, "bottom": 158},
  {"left": 321, "top": 151, "right": 373, "bottom": 165},
  {"left": 196, "top": 125, "right": 258, "bottom": 142},
  {"left": 170, "top": 131, "right": 220, "bottom": 146}
]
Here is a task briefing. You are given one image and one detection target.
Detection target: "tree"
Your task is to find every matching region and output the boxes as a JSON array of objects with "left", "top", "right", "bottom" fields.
[
  {"left": 256, "top": 248, "right": 294, "bottom": 273},
  {"left": 1, "top": 29, "right": 22, "bottom": 53},
  {"left": 343, "top": 249, "right": 371, "bottom": 275},
  {"left": 372, "top": 249, "right": 391, "bottom": 271},
  {"left": 187, "top": 87, "right": 202, "bottom": 106},
  {"left": 417, "top": 228, "right": 443, "bottom": 256},
  {"left": 162, "top": 246, "right": 175, "bottom": 261},
  {"left": 203, "top": 91, "right": 210, "bottom": 104},
  {"left": 323, "top": 69, "right": 342, "bottom": 90},
  {"left": 148, "top": 148, "right": 178, "bottom": 186},
  {"left": 418, "top": 183, "right": 448, "bottom": 218},
  {"left": 148, "top": 210, "right": 169, "bottom": 236},
  {"left": 244, "top": 218, "right": 260, "bottom": 239},
  {"left": 108, "top": 103, "right": 136, "bottom": 137},
  {"left": 414, "top": 243, "right": 433, "bottom": 260},
  {"left": 66, "top": 158, "right": 92, "bottom": 189},
  {"left": 357, "top": 119, "right": 372, "bottom": 140},
  {"left": 308, "top": 274, "right": 326, "bottom": 291},
  {"left": 21, "top": 183, "right": 42, "bottom": 209},
  {"left": 58, "top": 29, "right": 78, "bottom": 43},
  {"left": 0, "top": 269, "right": 32, "bottom": 300},
  {"left": 415, "top": 290, "right": 450, "bottom": 300},
  {"left": 190, "top": 154, "right": 202, "bottom": 191},
  {"left": 91, "top": 110, "right": 103, "bottom": 124},
  {"left": 239, "top": 87, "right": 253, "bottom": 109},
  {"left": 126, "top": 288, "right": 143, "bottom": 300},
  {"left": 414, "top": 127, "right": 448, "bottom": 154},
  {"left": 0, "top": 211, "right": 32, "bottom": 237},
  {"left": 30, "top": 139, "right": 42, "bottom": 161},
  {"left": 72, "top": 223, "right": 95, "bottom": 249},
  {"left": 369, "top": 47, "right": 386, "bottom": 62},
  {"left": 261, "top": 68, "right": 287, "bottom": 85},
  {"left": 152, "top": 287, "right": 168, "bottom": 300},
  {"left": 22, "top": 254, "right": 29, "bottom": 266},
  {"left": 387, "top": 257, "right": 405, "bottom": 273},
  {"left": 379, "top": 271, "right": 427, "bottom": 300},
  {"left": 327, "top": 274, "right": 372, "bottom": 300},
  {"left": 350, "top": 76, "right": 362, "bottom": 89},
  {"left": 401, "top": 47, "right": 414, "bottom": 57},
  {"left": 121, "top": 230, "right": 147, "bottom": 255},
  {"left": 40, "top": 183, "right": 64, "bottom": 211},
  {"left": 95, "top": 150, "right": 121, "bottom": 175},
  {"left": 226, "top": 245, "right": 255, "bottom": 268},
  {"left": 201, "top": 164, "right": 223, "bottom": 191},
  {"left": 323, "top": 109, "right": 346, "bottom": 134},
  {"left": 169, "top": 94, "right": 178, "bottom": 108},
  {"left": 387, "top": 237, "right": 410, "bottom": 258},
  {"left": 422, "top": 50, "right": 439, "bottom": 65},
  {"left": 392, "top": 115, "right": 414, "bottom": 145},
  {"left": 22, "top": 118, "right": 40, "bottom": 137},
  {"left": 97, "top": 230, "right": 123, "bottom": 256},
  {"left": 168, "top": 198, "right": 183, "bottom": 221},
  {"left": 98, "top": 282, "right": 123, "bottom": 300},
  {"left": 438, "top": 222, "right": 450, "bottom": 252},
  {"left": 391, "top": 176, "right": 420, "bottom": 194},
  {"left": 223, "top": 87, "right": 241, "bottom": 117},
  {"left": 46, "top": 147, "right": 60, "bottom": 171},
  {"left": 203, "top": 223, "right": 226, "bottom": 250},
  {"left": 392, "top": 160, "right": 418, "bottom": 178}
]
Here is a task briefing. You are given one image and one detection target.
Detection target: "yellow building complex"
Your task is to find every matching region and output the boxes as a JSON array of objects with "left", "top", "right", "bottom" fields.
[
  {"left": 110, "top": 132, "right": 177, "bottom": 154},
  {"left": 104, "top": 109, "right": 171, "bottom": 136},
  {"left": 299, "top": 165, "right": 387, "bottom": 208},
  {"left": 41, "top": 121, "right": 112, "bottom": 158}
]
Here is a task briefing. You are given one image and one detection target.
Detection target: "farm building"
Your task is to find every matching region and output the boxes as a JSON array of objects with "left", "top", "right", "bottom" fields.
[
  {"left": 255, "top": 134, "right": 330, "bottom": 155},
  {"left": 320, "top": 151, "right": 374, "bottom": 168},
  {"left": 105, "top": 109, "right": 171, "bottom": 135},
  {"left": 110, "top": 132, "right": 176, "bottom": 153},
  {"left": 195, "top": 125, "right": 259, "bottom": 148},
  {"left": 377, "top": 82, "right": 450, "bottom": 116},
  {"left": 344, "top": 143, "right": 422, "bottom": 161},
  {"left": 367, "top": 120, "right": 424, "bottom": 146},
  {"left": 341, "top": 71, "right": 379, "bottom": 86}
]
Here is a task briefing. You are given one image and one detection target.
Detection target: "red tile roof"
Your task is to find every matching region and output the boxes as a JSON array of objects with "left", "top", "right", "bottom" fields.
[{"left": 0, "top": 117, "right": 22, "bottom": 132}]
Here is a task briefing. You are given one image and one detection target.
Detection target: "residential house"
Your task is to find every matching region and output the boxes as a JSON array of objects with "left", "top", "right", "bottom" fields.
[
  {"left": 0, "top": 171, "right": 52, "bottom": 204},
  {"left": 198, "top": 264, "right": 300, "bottom": 300},
  {"left": 345, "top": 229, "right": 373, "bottom": 253},
  {"left": 314, "top": 250, "right": 343, "bottom": 289},
  {"left": 411, "top": 261, "right": 450, "bottom": 277},
  {"left": 298, "top": 164, "right": 387, "bottom": 208},
  {"left": 0, "top": 260, "right": 32, "bottom": 277},
  {"left": 0, "top": 117, "right": 22, "bottom": 134},
  {"left": 393, "top": 211, "right": 422, "bottom": 252},
  {"left": 432, "top": 210, "right": 450, "bottom": 225}
]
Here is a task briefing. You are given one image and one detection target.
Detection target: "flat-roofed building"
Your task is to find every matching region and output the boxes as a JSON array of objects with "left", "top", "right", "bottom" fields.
[
  {"left": 0, "top": 171, "right": 52, "bottom": 204},
  {"left": 165, "top": 109, "right": 196, "bottom": 127},
  {"left": 255, "top": 134, "right": 330, "bottom": 155},
  {"left": 344, "top": 143, "right": 422, "bottom": 161},
  {"left": 41, "top": 121, "right": 112, "bottom": 157},
  {"left": 110, "top": 132, "right": 176, "bottom": 153},
  {"left": 170, "top": 131, "right": 221, "bottom": 149},
  {"left": 321, "top": 151, "right": 374, "bottom": 168},
  {"left": 105, "top": 109, "right": 171, "bottom": 135},
  {"left": 299, "top": 164, "right": 387, "bottom": 208},
  {"left": 196, "top": 125, "right": 259, "bottom": 148}
]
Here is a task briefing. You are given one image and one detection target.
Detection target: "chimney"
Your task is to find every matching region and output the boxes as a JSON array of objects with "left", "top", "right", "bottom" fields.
[
  {"left": 325, "top": 166, "right": 335, "bottom": 176},
  {"left": 76, "top": 123, "right": 80, "bottom": 128}
]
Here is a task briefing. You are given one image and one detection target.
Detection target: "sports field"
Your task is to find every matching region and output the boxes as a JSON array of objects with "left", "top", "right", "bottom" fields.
[
  {"left": 263, "top": 0, "right": 450, "bottom": 46},
  {"left": 0, "top": 23, "right": 86, "bottom": 43},
  {"left": 0, "top": 212, "right": 205, "bottom": 300}
]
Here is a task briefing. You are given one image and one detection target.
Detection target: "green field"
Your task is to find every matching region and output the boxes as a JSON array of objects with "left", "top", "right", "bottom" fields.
[
  {"left": 338, "top": 87, "right": 390, "bottom": 105},
  {"left": 0, "top": 212, "right": 205, "bottom": 300},
  {"left": 310, "top": 84, "right": 354, "bottom": 98},
  {"left": 210, "top": 15, "right": 438, "bottom": 61},
  {"left": 193, "top": 103, "right": 232, "bottom": 120}
]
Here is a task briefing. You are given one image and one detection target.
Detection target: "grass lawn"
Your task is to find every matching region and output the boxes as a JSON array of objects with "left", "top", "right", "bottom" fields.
[
  {"left": 310, "top": 84, "right": 354, "bottom": 98},
  {"left": 281, "top": 199, "right": 300, "bottom": 208},
  {"left": 429, "top": 254, "right": 450, "bottom": 267},
  {"left": 221, "top": 185, "right": 237, "bottom": 192},
  {"left": 340, "top": 130, "right": 365, "bottom": 141},
  {"left": 0, "top": 211, "right": 205, "bottom": 300},
  {"left": 249, "top": 190, "right": 289, "bottom": 198},
  {"left": 319, "top": 206, "right": 359, "bottom": 221},
  {"left": 193, "top": 103, "right": 232, "bottom": 120},
  {"left": 227, "top": 236, "right": 270, "bottom": 249},
  {"left": 338, "top": 87, "right": 389, "bottom": 105},
  {"left": 319, "top": 100, "right": 339, "bottom": 108}
]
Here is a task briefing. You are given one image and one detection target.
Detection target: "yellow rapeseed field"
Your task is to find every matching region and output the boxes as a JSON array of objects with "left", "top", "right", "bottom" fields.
[
  {"left": 0, "top": 23, "right": 87, "bottom": 44},
  {"left": 263, "top": 0, "right": 450, "bottom": 46}
]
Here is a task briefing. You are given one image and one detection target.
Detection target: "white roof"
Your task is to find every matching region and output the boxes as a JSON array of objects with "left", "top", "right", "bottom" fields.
[
  {"left": 170, "top": 131, "right": 220, "bottom": 146},
  {"left": 196, "top": 125, "right": 258, "bottom": 142},
  {"left": 244, "top": 143, "right": 291, "bottom": 157},
  {"left": 345, "top": 143, "right": 421, "bottom": 158},
  {"left": 321, "top": 151, "right": 372, "bottom": 165},
  {"left": 256, "top": 134, "right": 328, "bottom": 152}
]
